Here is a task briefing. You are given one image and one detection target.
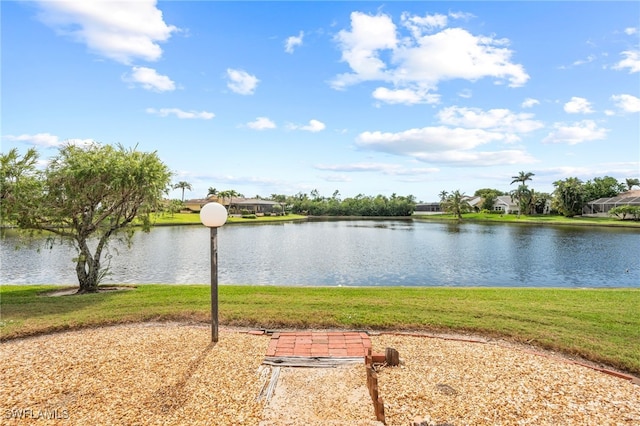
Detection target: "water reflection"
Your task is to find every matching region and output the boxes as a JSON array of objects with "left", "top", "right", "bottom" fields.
[{"left": 1, "top": 220, "right": 639, "bottom": 287}]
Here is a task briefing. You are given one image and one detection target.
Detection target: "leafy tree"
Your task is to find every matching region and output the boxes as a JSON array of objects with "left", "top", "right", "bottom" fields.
[
  {"left": 173, "top": 181, "right": 192, "bottom": 202},
  {"left": 609, "top": 205, "right": 640, "bottom": 220},
  {"left": 553, "top": 177, "right": 585, "bottom": 217},
  {"left": 438, "top": 190, "right": 448, "bottom": 202},
  {"left": 270, "top": 193, "right": 288, "bottom": 215},
  {"left": 625, "top": 178, "right": 640, "bottom": 191},
  {"left": 207, "top": 187, "right": 218, "bottom": 198},
  {"left": 474, "top": 188, "right": 504, "bottom": 211},
  {"left": 583, "top": 176, "right": 624, "bottom": 201},
  {"left": 0, "top": 147, "right": 40, "bottom": 225},
  {"left": 441, "top": 190, "right": 471, "bottom": 220},
  {"left": 510, "top": 171, "right": 535, "bottom": 216},
  {"left": 533, "top": 192, "right": 552, "bottom": 214},
  {"left": 3, "top": 143, "right": 172, "bottom": 293}
]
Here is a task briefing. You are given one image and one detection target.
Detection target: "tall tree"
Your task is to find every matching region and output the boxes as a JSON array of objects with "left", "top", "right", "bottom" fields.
[
  {"left": 511, "top": 171, "right": 535, "bottom": 186},
  {"left": 207, "top": 187, "right": 219, "bottom": 198},
  {"left": 553, "top": 177, "right": 585, "bottom": 217},
  {"left": 625, "top": 178, "right": 640, "bottom": 191},
  {"left": 3, "top": 143, "right": 172, "bottom": 293},
  {"left": 438, "top": 190, "right": 449, "bottom": 202},
  {"left": 583, "top": 176, "right": 625, "bottom": 201},
  {"left": 474, "top": 188, "right": 504, "bottom": 211},
  {"left": 441, "top": 190, "right": 471, "bottom": 220},
  {"left": 510, "top": 171, "right": 535, "bottom": 216},
  {"left": 0, "top": 148, "right": 40, "bottom": 225},
  {"left": 173, "top": 181, "right": 192, "bottom": 202}
]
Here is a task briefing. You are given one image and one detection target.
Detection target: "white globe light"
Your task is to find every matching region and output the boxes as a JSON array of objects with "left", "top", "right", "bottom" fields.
[{"left": 200, "top": 202, "right": 228, "bottom": 227}]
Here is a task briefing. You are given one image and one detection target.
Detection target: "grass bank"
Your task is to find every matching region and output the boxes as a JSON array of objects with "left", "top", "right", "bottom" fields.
[
  {"left": 1, "top": 285, "right": 638, "bottom": 375},
  {"left": 147, "top": 212, "right": 307, "bottom": 226},
  {"left": 414, "top": 212, "right": 640, "bottom": 228}
]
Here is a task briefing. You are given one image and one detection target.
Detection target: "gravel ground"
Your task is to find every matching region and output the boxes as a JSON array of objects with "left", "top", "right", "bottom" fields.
[{"left": 1, "top": 323, "right": 638, "bottom": 425}]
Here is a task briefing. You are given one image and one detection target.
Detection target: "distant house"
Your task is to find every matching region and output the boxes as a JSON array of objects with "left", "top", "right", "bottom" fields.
[
  {"left": 582, "top": 190, "right": 640, "bottom": 216},
  {"left": 230, "top": 198, "right": 281, "bottom": 215},
  {"left": 183, "top": 197, "right": 281, "bottom": 215},
  {"left": 492, "top": 196, "right": 520, "bottom": 214},
  {"left": 414, "top": 202, "right": 442, "bottom": 214}
]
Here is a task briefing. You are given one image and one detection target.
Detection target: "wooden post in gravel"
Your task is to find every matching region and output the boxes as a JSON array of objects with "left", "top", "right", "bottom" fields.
[{"left": 365, "top": 349, "right": 386, "bottom": 424}]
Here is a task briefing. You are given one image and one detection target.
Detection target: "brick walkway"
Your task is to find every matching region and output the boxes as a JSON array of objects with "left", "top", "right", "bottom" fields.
[{"left": 266, "top": 331, "right": 372, "bottom": 357}]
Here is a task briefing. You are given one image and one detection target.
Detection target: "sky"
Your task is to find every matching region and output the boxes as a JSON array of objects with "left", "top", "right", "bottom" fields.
[{"left": 2, "top": 1, "right": 639, "bottom": 203}]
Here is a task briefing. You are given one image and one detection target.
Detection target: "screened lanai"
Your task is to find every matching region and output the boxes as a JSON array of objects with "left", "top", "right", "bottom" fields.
[{"left": 582, "top": 190, "right": 640, "bottom": 215}]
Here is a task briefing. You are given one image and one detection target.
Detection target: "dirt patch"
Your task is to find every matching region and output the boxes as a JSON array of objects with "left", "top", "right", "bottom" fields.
[{"left": 41, "top": 286, "right": 136, "bottom": 297}]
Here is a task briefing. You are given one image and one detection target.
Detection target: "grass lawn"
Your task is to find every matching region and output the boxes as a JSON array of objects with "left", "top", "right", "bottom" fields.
[
  {"left": 414, "top": 212, "right": 640, "bottom": 227},
  {"left": 145, "top": 212, "right": 307, "bottom": 225},
  {"left": 1, "top": 285, "right": 638, "bottom": 376}
]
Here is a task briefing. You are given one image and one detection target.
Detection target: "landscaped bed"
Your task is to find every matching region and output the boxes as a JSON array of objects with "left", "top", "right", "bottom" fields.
[{"left": 1, "top": 323, "right": 638, "bottom": 425}]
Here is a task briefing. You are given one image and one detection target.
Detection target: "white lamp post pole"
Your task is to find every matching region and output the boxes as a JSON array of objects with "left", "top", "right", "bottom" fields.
[{"left": 199, "top": 202, "right": 228, "bottom": 342}]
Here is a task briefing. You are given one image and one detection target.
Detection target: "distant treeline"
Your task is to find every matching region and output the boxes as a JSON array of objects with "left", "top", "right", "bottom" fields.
[{"left": 286, "top": 192, "right": 416, "bottom": 217}]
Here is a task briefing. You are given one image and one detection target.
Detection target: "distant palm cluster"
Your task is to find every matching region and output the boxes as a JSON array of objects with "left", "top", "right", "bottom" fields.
[{"left": 437, "top": 173, "right": 639, "bottom": 219}]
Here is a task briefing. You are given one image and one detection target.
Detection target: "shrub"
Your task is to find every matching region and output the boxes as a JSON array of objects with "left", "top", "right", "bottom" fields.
[{"left": 241, "top": 214, "right": 257, "bottom": 219}]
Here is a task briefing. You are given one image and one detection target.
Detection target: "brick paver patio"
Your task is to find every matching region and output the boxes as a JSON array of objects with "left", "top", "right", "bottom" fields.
[{"left": 266, "top": 331, "right": 372, "bottom": 358}]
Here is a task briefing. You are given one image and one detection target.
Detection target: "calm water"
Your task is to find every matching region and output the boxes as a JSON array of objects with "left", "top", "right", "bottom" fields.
[{"left": 1, "top": 220, "right": 639, "bottom": 287}]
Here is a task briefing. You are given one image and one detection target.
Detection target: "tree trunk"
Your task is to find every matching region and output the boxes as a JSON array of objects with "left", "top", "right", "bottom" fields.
[
  {"left": 75, "top": 237, "right": 102, "bottom": 294},
  {"left": 76, "top": 255, "right": 100, "bottom": 293}
]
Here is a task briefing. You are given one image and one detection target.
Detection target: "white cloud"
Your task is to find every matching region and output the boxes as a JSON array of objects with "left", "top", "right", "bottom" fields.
[
  {"left": 146, "top": 108, "right": 214, "bottom": 119},
  {"left": 624, "top": 27, "right": 638, "bottom": 35},
  {"left": 246, "top": 117, "right": 276, "bottom": 130},
  {"left": 437, "top": 106, "right": 543, "bottom": 134},
  {"left": 123, "top": 66, "right": 175, "bottom": 92},
  {"left": 285, "top": 31, "right": 304, "bottom": 53},
  {"left": 613, "top": 50, "right": 640, "bottom": 73},
  {"left": 227, "top": 68, "right": 259, "bottom": 95},
  {"left": 372, "top": 87, "right": 440, "bottom": 105},
  {"left": 4, "top": 133, "right": 95, "bottom": 148},
  {"left": 572, "top": 55, "right": 596, "bottom": 67},
  {"left": 401, "top": 12, "right": 448, "bottom": 38},
  {"left": 413, "top": 149, "right": 536, "bottom": 166},
  {"left": 34, "top": 0, "right": 177, "bottom": 64},
  {"left": 332, "top": 12, "right": 398, "bottom": 89},
  {"left": 315, "top": 162, "right": 439, "bottom": 176},
  {"left": 563, "top": 97, "right": 593, "bottom": 114},
  {"left": 331, "top": 12, "right": 529, "bottom": 102},
  {"left": 356, "top": 126, "right": 508, "bottom": 154},
  {"left": 611, "top": 94, "right": 640, "bottom": 113},
  {"left": 288, "top": 119, "right": 326, "bottom": 132},
  {"left": 542, "top": 120, "right": 608, "bottom": 145},
  {"left": 521, "top": 98, "right": 540, "bottom": 108}
]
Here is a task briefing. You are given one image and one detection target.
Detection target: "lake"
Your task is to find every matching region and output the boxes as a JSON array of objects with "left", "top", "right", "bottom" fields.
[{"left": 1, "top": 219, "right": 639, "bottom": 287}]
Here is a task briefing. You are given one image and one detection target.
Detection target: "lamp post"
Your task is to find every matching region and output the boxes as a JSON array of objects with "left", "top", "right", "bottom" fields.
[{"left": 200, "top": 202, "right": 228, "bottom": 342}]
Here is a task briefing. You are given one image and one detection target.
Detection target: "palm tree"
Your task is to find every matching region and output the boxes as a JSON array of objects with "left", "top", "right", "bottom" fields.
[
  {"left": 438, "top": 190, "right": 449, "bottom": 202},
  {"left": 173, "top": 181, "right": 192, "bottom": 202},
  {"left": 511, "top": 171, "right": 535, "bottom": 186},
  {"left": 441, "top": 190, "right": 471, "bottom": 220},
  {"left": 207, "top": 187, "right": 219, "bottom": 198},
  {"left": 625, "top": 178, "right": 640, "bottom": 191}
]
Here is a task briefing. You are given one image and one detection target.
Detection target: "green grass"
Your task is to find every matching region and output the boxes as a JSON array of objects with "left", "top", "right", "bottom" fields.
[
  {"left": 1, "top": 285, "right": 638, "bottom": 375},
  {"left": 146, "top": 212, "right": 307, "bottom": 225},
  {"left": 415, "top": 212, "right": 640, "bottom": 227}
]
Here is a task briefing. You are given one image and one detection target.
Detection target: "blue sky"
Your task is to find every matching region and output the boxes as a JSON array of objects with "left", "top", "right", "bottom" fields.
[{"left": 2, "top": 1, "right": 639, "bottom": 202}]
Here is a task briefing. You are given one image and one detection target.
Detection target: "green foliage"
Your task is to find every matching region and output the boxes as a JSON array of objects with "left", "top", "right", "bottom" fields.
[
  {"left": 2, "top": 285, "right": 639, "bottom": 375},
  {"left": 583, "top": 176, "right": 625, "bottom": 201},
  {"left": 0, "top": 148, "right": 41, "bottom": 225},
  {"left": 474, "top": 188, "right": 504, "bottom": 211},
  {"left": 3, "top": 143, "right": 173, "bottom": 293},
  {"left": 625, "top": 178, "right": 639, "bottom": 191},
  {"left": 609, "top": 205, "right": 640, "bottom": 220},
  {"left": 241, "top": 214, "right": 257, "bottom": 219},
  {"left": 287, "top": 191, "right": 416, "bottom": 216},
  {"left": 553, "top": 177, "right": 585, "bottom": 217},
  {"left": 440, "top": 190, "right": 471, "bottom": 219}
]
